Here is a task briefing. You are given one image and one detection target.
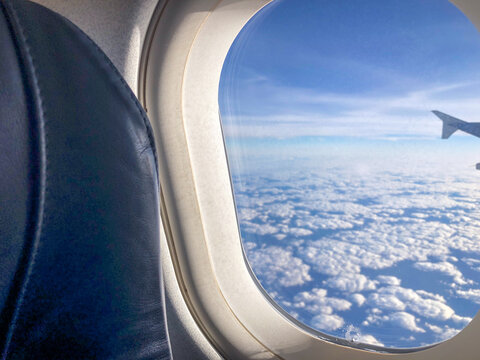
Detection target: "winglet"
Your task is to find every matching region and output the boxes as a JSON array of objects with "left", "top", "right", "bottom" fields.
[{"left": 432, "top": 110, "right": 462, "bottom": 139}]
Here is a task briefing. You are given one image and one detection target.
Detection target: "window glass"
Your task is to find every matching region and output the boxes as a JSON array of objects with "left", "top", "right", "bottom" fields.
[{"left": 219, "top": 0, "right": 480, "bottom": 349}]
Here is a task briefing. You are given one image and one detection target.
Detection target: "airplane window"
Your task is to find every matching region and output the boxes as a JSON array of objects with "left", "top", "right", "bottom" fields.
[{"left": 219, "top": 0, "right": 480, "bottom": 349}]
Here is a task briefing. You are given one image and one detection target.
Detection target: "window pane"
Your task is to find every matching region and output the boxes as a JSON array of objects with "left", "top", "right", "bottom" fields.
[{"left": 219, "top": 0, "right": 480, "bottom": 349}]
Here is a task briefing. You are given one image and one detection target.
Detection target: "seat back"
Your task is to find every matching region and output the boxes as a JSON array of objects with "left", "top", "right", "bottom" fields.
[{"left": 0, "top": 0, "right": 170, "bottom": 358}]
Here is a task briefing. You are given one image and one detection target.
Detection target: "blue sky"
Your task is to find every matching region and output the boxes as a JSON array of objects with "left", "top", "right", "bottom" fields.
[{"left": 219, "top": 0, "right": 480, "bottom": 140}]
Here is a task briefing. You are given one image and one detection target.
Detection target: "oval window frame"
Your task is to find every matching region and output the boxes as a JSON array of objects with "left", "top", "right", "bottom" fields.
[{"left": 139, "top": 0, "right": 480, "bottom": 358}]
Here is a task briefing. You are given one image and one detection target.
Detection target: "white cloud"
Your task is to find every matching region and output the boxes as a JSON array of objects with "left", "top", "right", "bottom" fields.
[
  {"left": 266, "top": 202, "right": 296, "bottom": 219},
  {"left": 408, "top": 298, "right": 454, "bottom": 322},
  {"left": 324, "top": 273, "right": 377, "bottom": 293},
  {"left": 242, "top": 221, "right": 279, "bottom": 235},
  {"left": 415, "top": 290, "right": 446, "bottom": 303},
  {"left": 355, "top": 334, "right": 384, "bottom": 347},
  {"left": 461, "top": 257, "right": 480, "bottom": 272},
  {"left": 368, "top": 292, "right": 406, "bottom": 311},
  {"left": 438, "top": 327, "right": 461, "bottom": 342},
  {"left": 377, "top": 275, "right": 401, "bottom": 286},
  {"left": 299, "top": 243, "right": 362, "bottom": 276},
  {"left": 413, "top": 261, "right": 468, "bottom": 285},
  {"left": 451, "top": 314, "right": 472, "bottom": 326},
  {"left": 344, "top": 325, "right": 384, "bottom": 346},
  {"left": 245, "top": 246, "right": 311, "bottom": 287},
  {"left": 289, "top": 227, "right": 313, "bottom": 237},
  {"left": 297, "top": 218, "right": 463, "bottom": 278},
  {"left": 388, "top": 312, "right": 425, "bottom": 333},
  {"left": 367, "top": 311, "right": 425, "bottom": 333},
  {"left": 293, "top": 288, "right": 352, "bottom": 315},
  {"left": 237, "top": 208, "right": 259, "bottom": 222},
  {"left": 311, "top": 314, "right": 344, "bottom": 332},
  {"left": 365, "top": 285, "right": 458, "bottom": 323},
  {"left": 425, "top": 323, "right": 442, "bottom": 333},
  {"left": 425, "top": 323, "right": 462, "bottom": 342},
  {"left": 456, "top": 289, "right": 480, "bottom": 304},
  {"left": 350, "top": 293, "right": 366, "bottom": 307}
]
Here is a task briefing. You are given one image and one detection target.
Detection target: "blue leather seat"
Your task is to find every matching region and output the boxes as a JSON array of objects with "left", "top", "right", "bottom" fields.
[{"left": 0, "top": 0, "right": 171, "bottom": 358}]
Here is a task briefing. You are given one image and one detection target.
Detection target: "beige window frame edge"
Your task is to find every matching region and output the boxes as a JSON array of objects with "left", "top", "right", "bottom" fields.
[{"left": 139, "top": 0, "right": 480, "bottom": 358}]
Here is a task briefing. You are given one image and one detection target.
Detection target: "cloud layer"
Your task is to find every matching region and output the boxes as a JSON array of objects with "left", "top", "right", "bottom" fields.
[{"left": 236, "top": 158, "right": 480, "bottom": 348}]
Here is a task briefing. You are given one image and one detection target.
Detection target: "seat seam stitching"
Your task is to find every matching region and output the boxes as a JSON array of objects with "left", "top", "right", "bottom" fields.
[{"left": 1, "top": 0, "right": 48, "bottom": 356}]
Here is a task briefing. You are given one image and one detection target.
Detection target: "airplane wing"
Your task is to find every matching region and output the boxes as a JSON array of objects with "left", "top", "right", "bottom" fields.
[
  {"left": 432, "top": 110, "right": 467, "bottom": 139},
  {"left": 432, "top": 110, "right": 480, "bottom": 139}
]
